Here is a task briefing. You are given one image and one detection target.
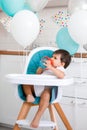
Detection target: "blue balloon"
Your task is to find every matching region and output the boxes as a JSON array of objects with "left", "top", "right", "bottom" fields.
[
  {"left": 0, "top": 0, "right": 25, "bottom": 16},
  {"left": 56, "top": 27, "right": 79, "bottom": 55},
  {"left": 0, "top": 0, "right": 1, "bottom": 8},
  {"left": 23, "top": 3, "right": 33, "bottom": 11}
]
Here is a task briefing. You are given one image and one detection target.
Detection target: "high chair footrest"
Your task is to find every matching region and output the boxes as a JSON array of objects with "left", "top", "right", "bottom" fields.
[{"left": 16, "top": 119, "right": 56, "bottom": 129}]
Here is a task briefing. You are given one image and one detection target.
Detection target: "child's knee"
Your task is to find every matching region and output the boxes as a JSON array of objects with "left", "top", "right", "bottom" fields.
[
  {"left": 39, "top": 99, "right": 49, "bottom": 109},
  {"left": 41, "top": 91, "right": 50, "bottom": 101}
]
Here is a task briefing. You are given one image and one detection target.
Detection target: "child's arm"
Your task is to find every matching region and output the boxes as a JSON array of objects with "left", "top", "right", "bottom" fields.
[
  {"left": 45, "top": 60, "right": 65, "bottom": 79},
  {"left": 49, "top": 67, "right": 65, "bottom": 79},
  {"left": 36, "top": 67, "right": 43, "bottom": 74}
]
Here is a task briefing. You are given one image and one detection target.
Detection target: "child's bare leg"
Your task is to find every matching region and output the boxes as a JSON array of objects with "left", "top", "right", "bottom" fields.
[
  {"left": 13, "top": 102, "right": 31, "bottom": 130},
  {"left": 30, "top": 88, "right": 51, "bottom": 128},
  {"left": 13, "top": 124, "right": 20, "bottom": 130},
  {"left": 23, "top": 85, "right": 35, "bottom": 102}
]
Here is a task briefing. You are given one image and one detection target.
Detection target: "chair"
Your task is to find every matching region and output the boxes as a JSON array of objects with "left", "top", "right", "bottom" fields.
[{"left": 7, "top": 47, "right": 74, "bottom": 130}]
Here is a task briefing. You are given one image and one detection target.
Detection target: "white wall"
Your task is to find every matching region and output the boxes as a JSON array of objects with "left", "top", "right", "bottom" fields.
[{"left": 0, "top": 23, "right": 23, "bottom": 51}]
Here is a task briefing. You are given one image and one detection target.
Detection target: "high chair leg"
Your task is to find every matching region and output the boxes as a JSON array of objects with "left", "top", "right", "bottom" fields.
[
  {"left": 53, "top": 103, "right": 72, "bottom": 130},
  {"left": 13, "top": 102, "right": 32, "bottom": 130},
  {"left": 48, "top": 104, "right": 59, "bottom": 130}
]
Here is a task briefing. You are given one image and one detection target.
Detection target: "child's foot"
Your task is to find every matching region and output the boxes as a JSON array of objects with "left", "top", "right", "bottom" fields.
[
  {"left": 26, "top": 95, "right": 35, "bottom": 102},
  {"left": 30, "top": 120, "right": 39, "bottom": 128}
]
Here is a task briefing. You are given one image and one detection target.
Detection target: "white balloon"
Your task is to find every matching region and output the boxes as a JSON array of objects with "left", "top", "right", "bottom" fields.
[
  {"left": 26, "top": 0, "right": 48, "bottom": 12},
  {"left": 68, "top": 0, "right": 87, "bottom": 15},
  {"left": 68, "top": 10, "right": 87, "bottom": 45},
  {"left": 10, "top": 10, "right": 40, "bottom": 48}
]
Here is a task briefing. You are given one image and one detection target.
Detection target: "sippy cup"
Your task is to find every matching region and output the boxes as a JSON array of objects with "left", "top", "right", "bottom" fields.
[{"left": 40, "top": 56, "right": 53, "bottom": 68}]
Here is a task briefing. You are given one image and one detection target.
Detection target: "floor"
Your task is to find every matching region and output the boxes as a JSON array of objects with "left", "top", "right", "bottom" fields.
[
  {"left": 0, "top": 126, "right": 28, "bottom": 130},
  {"left": 0, "top": 126, "right": 12, "bottom": 130},
  {"left": 0, "top": 125, "right": 49, "bottom": 130}
]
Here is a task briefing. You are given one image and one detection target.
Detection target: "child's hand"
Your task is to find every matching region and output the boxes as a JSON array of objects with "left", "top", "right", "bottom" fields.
[
  {"left": 44, "top": 60, "right": 53, "bottom": 69},
  {"left": 36, "top": 67, "right": 43, "bottom": 74},
  {"left": 39, "top": 60, "right": 46, "bottom": 69}
]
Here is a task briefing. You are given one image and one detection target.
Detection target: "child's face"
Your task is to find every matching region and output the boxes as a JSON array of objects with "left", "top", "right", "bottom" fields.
[{"left": 51, "top": 54, "right": 64, "bottom": 67}]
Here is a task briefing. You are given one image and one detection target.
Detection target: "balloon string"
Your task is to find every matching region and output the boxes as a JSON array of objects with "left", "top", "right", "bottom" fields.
[{"left": 80, "top": 44, "right": 83, "bottom": 82}]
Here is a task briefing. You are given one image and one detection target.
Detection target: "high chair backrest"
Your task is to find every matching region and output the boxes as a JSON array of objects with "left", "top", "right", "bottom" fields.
[{"left": 18, "top": 47, "right": 62, "bottom": 104}]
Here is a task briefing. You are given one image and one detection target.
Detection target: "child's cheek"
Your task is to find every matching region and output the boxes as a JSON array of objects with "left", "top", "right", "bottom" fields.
[{"left": 49, "top": 59, "right": 54, "bottom": 66}]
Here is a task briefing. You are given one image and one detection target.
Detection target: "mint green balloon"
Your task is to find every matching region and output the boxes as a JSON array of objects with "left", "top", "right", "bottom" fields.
[
  {"left": 56, "top": 27, "right": 79, "bottom": 55},
  {"left": 23, "top": 3, "right": 33, "bottom": 11},
  {"left": 0, "top": 0, "right": 1, "bottom": 8},
  {"left": 0, "top": 0, "right": 25, "bottom": 16}
]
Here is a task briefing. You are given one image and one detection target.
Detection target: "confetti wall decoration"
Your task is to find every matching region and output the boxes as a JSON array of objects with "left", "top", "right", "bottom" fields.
[
  {"left": 39, "top": 18, "right": 45, "bottom": 34},
  {"left": 51, "top": 10, "right": 70, "bottom": 27},
  {"left": 0, "top": 12, "right": 12, "bottom": 32}
]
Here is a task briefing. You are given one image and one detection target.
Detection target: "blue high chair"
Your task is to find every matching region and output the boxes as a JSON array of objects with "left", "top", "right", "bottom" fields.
[{"left": 7, "top": 47, "right": 73, "bottom": 130}]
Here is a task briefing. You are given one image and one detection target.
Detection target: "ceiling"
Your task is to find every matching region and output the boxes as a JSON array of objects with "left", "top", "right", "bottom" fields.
[{"left": 46, "top": 0, "right": 69, "bottom": 7}]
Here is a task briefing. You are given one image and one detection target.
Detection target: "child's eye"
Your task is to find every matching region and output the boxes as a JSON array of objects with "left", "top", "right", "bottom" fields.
[{"left": 54, "top": 57, "right": 57, "bottom": 59}]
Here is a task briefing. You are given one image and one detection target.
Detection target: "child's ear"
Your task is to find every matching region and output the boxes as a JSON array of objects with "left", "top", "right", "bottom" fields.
[{"left": 61, "top": 62, "right": 65, "bottom": 67}]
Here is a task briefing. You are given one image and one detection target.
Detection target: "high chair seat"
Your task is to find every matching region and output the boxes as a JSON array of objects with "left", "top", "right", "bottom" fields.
[{"left": 6, "top": 47, "right": 74, "bottom": 130}]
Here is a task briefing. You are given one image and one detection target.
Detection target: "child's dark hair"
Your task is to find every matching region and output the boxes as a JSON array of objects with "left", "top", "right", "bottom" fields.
[{"left": 53, "top": 49, "right": 71, "bottom": 68}]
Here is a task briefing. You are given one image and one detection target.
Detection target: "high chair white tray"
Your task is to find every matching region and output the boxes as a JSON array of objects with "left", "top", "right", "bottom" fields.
[{"left": 6, "top": 74, "right": 74, "bottom": 86}]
